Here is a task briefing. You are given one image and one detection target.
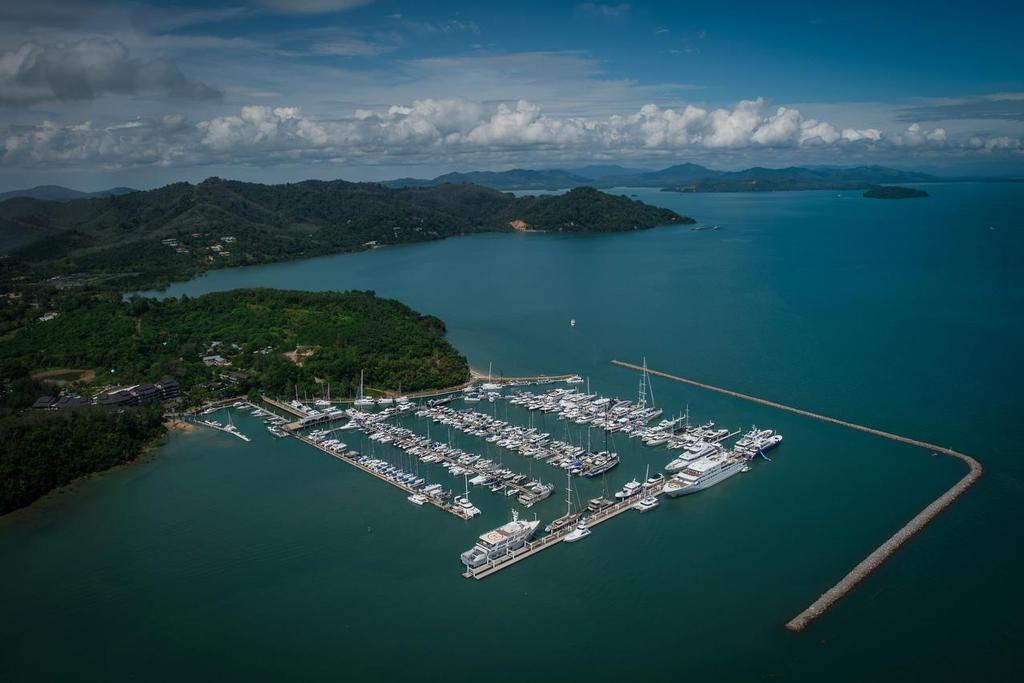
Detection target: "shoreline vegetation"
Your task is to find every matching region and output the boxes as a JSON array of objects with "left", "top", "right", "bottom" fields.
[
  {"left": 0, "top": 288, "right": 471, "bottom": 514},
  {"left": 0, "top": 181, "right": 690, "bottom": 293}
]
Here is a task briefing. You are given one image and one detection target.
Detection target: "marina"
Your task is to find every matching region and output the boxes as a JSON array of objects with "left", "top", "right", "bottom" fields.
[
  {"left": 185, "top": 371, "right": 788, "bottom": 583},
  {"left": 175, "top": 323, "right": 976, "bottom": 629}
]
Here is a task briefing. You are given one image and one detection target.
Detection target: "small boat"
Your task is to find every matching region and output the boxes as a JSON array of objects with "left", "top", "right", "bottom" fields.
[
  {"left": 563, "top": 520, "right": 591, "bottom": 543},
  {"left": 570, "top": 319, "right": 576, "bottom": 327},
  {"left": 633, "top": 496, "right": 659, "bottom": 513},
  {"left": 407, "top": 494, "right": 428, "bottom": 506}
]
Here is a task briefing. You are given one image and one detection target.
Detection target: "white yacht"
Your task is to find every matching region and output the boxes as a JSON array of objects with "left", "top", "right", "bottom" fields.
[
  {"left": 563, "top": 520, "right": 591, "bottom": 542},
  {"left": 460, "top": 510, "right": 541, "bottom": 568},
  {"left": 407, "top": 493, "right": 428, "bottom": 506},
  {"left": 615, "top": 479, "right": 643, "bottom": 499},
  {"left": 453, "top": 495, "right": 481, "bottom": 518},
  {"left": 664, "top": 444, "right": 715, "bottom": 472},
  {"left": 663, "top": 452, "right": 749, "bottom": 497},
  {"left": 633, "top": 496, "right": 659, "bottom": 513}
]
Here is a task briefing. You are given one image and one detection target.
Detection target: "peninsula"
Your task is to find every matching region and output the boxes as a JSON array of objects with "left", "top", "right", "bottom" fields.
[
  {"left": 0, "top": 288, "right": 470, "bottom": 514},
  {"left": 0, "top": 179, "right": 690, "bottom": 291}
]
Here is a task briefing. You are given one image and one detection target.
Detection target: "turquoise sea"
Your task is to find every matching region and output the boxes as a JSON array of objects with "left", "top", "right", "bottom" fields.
[{"left": 2, "top": 184, "right": 1021, "bottom": 680}]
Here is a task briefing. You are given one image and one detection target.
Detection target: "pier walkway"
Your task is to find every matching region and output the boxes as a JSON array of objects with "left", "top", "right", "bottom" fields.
[
  {"left": 291, "top": 433, "right": 472, "bottom": 520},
  {"left": 610, "top": 359, "right": 983, "bottom": 633},
  {"left": 463, "top": 481, "right": 664, "bottom": 580},
  {"left": 260, "top": 395, "right": 309, "bottom": 418}
]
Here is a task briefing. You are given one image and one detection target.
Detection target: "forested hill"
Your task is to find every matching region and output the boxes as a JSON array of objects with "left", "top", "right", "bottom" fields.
[
  {"left": 1, "top": 288, "right": 470, "bottom": 400},
  {"left": 0, "top": 288, "right": 470, "bottom": 514},
  {"left": 0, "top": 178, "right": 689, "bottom": 290}
]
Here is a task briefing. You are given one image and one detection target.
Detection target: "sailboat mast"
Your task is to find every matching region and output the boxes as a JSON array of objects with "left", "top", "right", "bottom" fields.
[
  {"left": 645, "top": 359, "right": 655, "bottom": 408},
  {"left": 565, "top": 470, "right": 572, "bottom": 517}
]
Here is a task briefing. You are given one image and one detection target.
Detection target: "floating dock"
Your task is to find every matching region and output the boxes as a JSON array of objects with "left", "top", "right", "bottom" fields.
[
  {"left": 361, "top": 422, "right": 550, "bottom": 501},
  {"left": 609, "top": 358, "right": 983, "bottom": 633}
]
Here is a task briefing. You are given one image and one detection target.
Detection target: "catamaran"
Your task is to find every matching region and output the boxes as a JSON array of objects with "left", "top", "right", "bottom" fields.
[
  {"left": 453, "top": 474, "right": 481, "bottom": 518},
  {"left": 354, "top": 370, "right": 375, "bottom": 407},
  {"left": 480, "top": 362, "right": 502, "bottom": 391}
]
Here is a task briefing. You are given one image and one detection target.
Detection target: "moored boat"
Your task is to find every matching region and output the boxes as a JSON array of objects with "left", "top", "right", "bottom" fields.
[{"left": 460, "top": 510, "right": 540, "bottom": 568}]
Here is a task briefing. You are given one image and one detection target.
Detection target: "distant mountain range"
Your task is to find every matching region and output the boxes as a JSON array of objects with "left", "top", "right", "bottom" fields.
[
  {"left": 380, "top": 164, "right": 1013, "bottom": 192},
  {"left": 0, "top": 185, "right": 136, "bottom": 202}
]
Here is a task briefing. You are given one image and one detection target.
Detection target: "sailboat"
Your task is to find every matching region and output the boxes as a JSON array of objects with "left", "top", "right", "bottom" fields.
[
  {"left": 481, "top": 362, "right": 502, "bottom": 391},
  {"left": 454, "top": 474, "right": 481, "bottom": 518},
  {"left": 545, "top": 470, "right": 580, "bottom": 533},
  {"left": 354, "top": 370, "right": 375, "bottom": 407},
  {"left": 223, "top": 410, "right": 250, "bottom": 442}
]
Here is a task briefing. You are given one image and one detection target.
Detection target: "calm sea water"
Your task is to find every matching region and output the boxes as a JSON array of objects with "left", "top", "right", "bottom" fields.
[{"left": 2, "top": 184, "right": 1022, "bottom": 681}]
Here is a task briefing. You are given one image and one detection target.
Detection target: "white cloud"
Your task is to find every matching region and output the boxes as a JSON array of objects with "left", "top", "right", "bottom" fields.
[
  {"left": 2, "top": 97, "right": 1019, "bottom": 170},
  {"left": 0, "top": 39, "right": 221, "bottom": 105}
]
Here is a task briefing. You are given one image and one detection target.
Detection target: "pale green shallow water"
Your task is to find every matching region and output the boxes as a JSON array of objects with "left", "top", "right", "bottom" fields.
[{"left": 2, "top": 184, "right": 1022, "bottom": 681}]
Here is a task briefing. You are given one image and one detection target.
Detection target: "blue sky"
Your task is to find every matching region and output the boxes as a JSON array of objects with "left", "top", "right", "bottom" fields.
[{"left": 0, "top": 0, "right": 1021, "bottom": 190}]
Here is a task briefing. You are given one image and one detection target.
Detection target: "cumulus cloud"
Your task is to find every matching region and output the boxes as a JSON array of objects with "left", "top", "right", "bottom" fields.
[
  {"left": 2, "top": 97, "right": 1019, "bottom": 169},
  {"left": 0, "top": 39, "right": 221, "bottom": 105}
]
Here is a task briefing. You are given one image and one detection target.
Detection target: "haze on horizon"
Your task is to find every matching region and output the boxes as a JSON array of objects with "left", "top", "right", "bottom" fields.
[{"left": 0, "top": 0, "right": 1021, "bottom": 192}]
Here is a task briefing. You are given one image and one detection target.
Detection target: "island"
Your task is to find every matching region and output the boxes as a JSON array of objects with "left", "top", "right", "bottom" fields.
[
  {"left": 0, "top": 179, "right": 691, "bottom": 292},
  {"left": 863, "top": 186, "right": 929, "bottom": 199},
  {"left": 0, "top": 288, "right": 470, "bottom": 514}
]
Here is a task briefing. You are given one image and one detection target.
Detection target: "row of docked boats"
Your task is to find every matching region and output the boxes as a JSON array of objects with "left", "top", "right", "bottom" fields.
[
  {"left": 507, "top": 387, "right": 664, "bottom": 436},
  {"left": 306, "top": 428, "right": 348, "bottom": 453},
  {"left": 351, "top": 420, "right": 556, "bottom": 509},
  {"left": 414, "top": 405, "right": 620, "bottom": 478},
  {"left": 198, "top": 414, "right": 251, "bottom": 442}
]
